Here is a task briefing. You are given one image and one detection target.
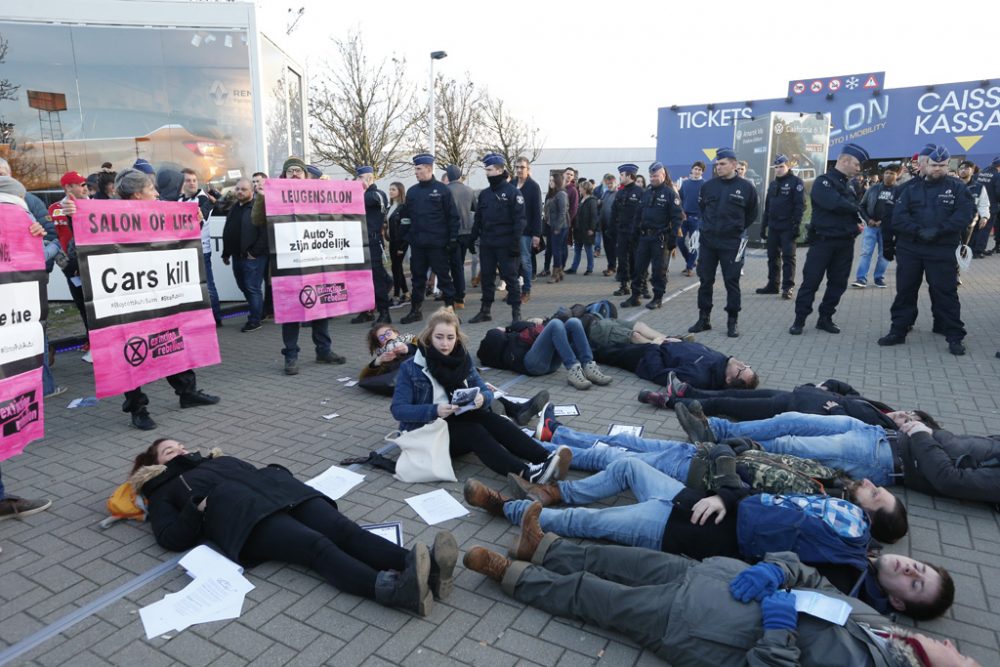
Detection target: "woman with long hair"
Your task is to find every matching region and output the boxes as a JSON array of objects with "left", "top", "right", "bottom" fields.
[
  {"left": 386, "top": 181, "right": 410, "bottom": 304},
  {"left": 545, "top": 173, "right": 569, "bottom": 282},
  {"left": 391, "top": 308, "right": 569, "bottom": 482}
]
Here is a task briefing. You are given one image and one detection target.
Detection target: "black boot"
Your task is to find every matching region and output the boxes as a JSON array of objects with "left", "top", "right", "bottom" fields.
[
  {"left": 727, "top": 316, "right": 739, "bottom": 338},
  {"left": 612, "top": 283, "right": 630, "bottom": 296},
  {"left": 755, "top": 284, "right": 779, "bottom": 294},
  {"left": 788, "top": 317, "right": 805, "bottom": 335},
  {"left": 469, "top": 306, "right": 492, "bottom": 323},
  {"left": 375, "top": 309, "right": 392, "bottom": 324},
  {"left": 374, "top": 544, "right": 433, "bottom": 616},
  {"left": 130, "top": 408, "right": 156, "bottom": 431},
  {"left": 351, "top": 310, "right": 375, "bottom": 324},
  {"left": 688, "top": 312, "right": 712, "bottom": 333},
  {"left": 645, "top": 296, "right": 663, "bottom": 309},
  {"left": 620, "top": 294, "right": 641, "bottom": 308},
  {"left": 816, "top": 317, "right": 841, "bottom": 334},
  {"left": 511, "top": 304, "right": 522, "bottom": 323},
  {"left": 401, "top": 307, "right": 423, "bottom": 324}
]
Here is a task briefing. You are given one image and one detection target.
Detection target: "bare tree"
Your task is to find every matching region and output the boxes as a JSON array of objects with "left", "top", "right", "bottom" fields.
[
  {"left": 413, "top": 73, "right": 484, "bottom": 174},
  {"left": 309, "top": 32, "right": 420, "bottom": 178},
  {"left": 479, "top": 94, "right": 543, "bottom": 167},
  {"left": 0, "top": 34, "right": 18, "bottom": 103}
]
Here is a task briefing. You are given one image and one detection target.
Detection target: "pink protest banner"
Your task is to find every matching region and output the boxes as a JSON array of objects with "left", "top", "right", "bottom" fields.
[
  {"left": 0, "top": 205, "right": 47, "bottom": 460},
  {"left": 263, "top": 179, "right": 374, "bottom": 324},
  {"left": 74, "top": 199, "right": 220, "bottom": 398}
]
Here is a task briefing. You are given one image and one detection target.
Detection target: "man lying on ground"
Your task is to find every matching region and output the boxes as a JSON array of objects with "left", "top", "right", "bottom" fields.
[{"left": 595, "top": 338, "right": 759, "bottom": 389}]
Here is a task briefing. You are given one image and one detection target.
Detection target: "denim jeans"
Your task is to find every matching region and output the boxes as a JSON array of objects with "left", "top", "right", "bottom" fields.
[
  {"left": 569, "top": 242, "right": 594, "bottom": 273},
  {"left": 503, "top": 458, "right": 683, "bottom": 550},
  {"left": 522, "top": 318, "right": 593, "bottom": 374},
  {"left": 594, "top": 231, "right": 602, "bottom": 253},
  {"left": 709, "top": 412, "right": 894, "bottom": 485},
  {"left": 520, "top": 235, "right": 534, "bottom": 293},
  {"left": 551, "top": 227, "right": 569, "bottom": 269},
  {"left": 203, "top": 252, "right": 223, "bottom": 321},
  {"left": 549, "top": 425, "right": 694, "bottom": 479},
  {"left": 233, "top": 255, "right": 268, "bottom": 325},
  {"left": 855, "top": 226, "right": 889, "bottom": 283},
  {"left": 281, "top": 319, "right": 332, "bottom": 360}
]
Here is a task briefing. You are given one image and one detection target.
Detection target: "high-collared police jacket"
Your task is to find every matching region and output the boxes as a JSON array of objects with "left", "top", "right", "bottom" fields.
[
  {"left": 893, "top": 175, "right": 976, "bottom": 249},
  {"left": 974, "top": 167, "right": 1000, "bottom": 214},
  {"left": 637, "top": 183, "right": 684, "bottom": 236},
  {"left": 474, "top": 177, "right": 526, "bottom": 250},
  {"left": 611, "top": 182, "right": 644, "bottom": 233},
  {"left": 762, "top": 172, "right": 805, "bottom": 232},
  {"left": 698, "top": 175, "right": 759, "bottom": 245},
  {"left": 809, "top": 168, "right": 862, "bottom": 240},
  {"left": 402, "top": 177, "right": 460, "bottom": 248}
]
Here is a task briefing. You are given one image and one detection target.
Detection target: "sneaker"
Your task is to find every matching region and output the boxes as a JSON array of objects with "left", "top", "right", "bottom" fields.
[
  {"left": 131, "top": 408, "right": 156, "bottom": 431},
  {"left": 524, "top": 447, "right": 570, "bottom": 484},
  {"left": 637, "top": 390, "right": 671, "bottom": 409},
  {"left": 534, "top": 403, "right": 561, "bottom": 441},
  {"left": 316, "top": 351, "right": 347, "bottom": 365},
  {"left": 874, "top": 279, "right": 887, "bottom": 288},
  {"left": 667, "top": 371, "right": 688, "bottom": 398},
  {"left": 284, "top": 358, "right": 300, "bottom": 375},
  {"left": 179, "top": 390, "right": 221, "bottom": 408},
  {"left": 581, "top": 361, "right": 612, "bottom": 386},
  {"left": 241, "top": 322, "right": 262, "bottom": 333},
  {"left": 81, "top": 351, "right": 93, "bottom": 363},
  {"left": 851, "top": 280, "right": 867, "bottom": 288},
  {"left": 566, "top": 363, "right": 592, "bottom": 390},
  {"left": 0, "top": 496, "right": 53, "bottom": 520},
  {"left": 44, "top": 386, "right": 68, "bottom": 398}
]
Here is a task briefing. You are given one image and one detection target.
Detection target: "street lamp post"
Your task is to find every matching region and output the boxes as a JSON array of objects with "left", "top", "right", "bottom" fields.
[{"left": 429, "top": 50, "right": 447, "bottom": 158}]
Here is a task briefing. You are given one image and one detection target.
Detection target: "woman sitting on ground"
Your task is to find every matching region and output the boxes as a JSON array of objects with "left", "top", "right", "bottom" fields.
[
  {"left": 476, "top": 317, "right": 613, "bottom": 390},
  {"left": 391, "top": 308, "right": 569, "bottom": 482},
  {"left": 130, "top": 439, "right": 457, "bottom": 616},
  {"left": 359, "top": 323, "right": 418, "bottom": 396}
]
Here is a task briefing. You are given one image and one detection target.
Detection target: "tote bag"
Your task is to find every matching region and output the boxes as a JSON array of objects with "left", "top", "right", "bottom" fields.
[{"left": 386, "top": 418, "right": 457, "bottom": 483}]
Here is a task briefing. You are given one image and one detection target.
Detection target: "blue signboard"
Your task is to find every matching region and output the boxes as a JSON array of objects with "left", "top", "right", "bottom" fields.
[{"left": 657, "top": 73, "right": 1000, "bottom": 177}]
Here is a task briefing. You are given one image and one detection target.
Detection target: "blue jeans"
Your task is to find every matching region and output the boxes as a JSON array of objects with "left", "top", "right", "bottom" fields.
[
  {"left": 203, "top": 252, "right": 223, "bottom": 321},
  {"left": 569, "top": 242, "right": 594, "bottom": 273},
  {"left": 549, "top": 425, "right": 694, "bottom": 479},
  {"left": 551, "top": 227, "right": 569, "bottom": 269},
  {"left": 233, "top": 255, "right": 268, "bottom": 325},
  {"left": 523, "top": 318, "right": 593, "bottom": 374},
  {"left": 520, "top": 235, "right": 534, "bottom": 293},
  {"left": 503, "top": 458, "right": 683, "bottom": 550},
  {"left": 594, "top": 231, "right": 602, "bottom": 253},
  {"left": 709, "top": 412, "right": 894, "bottom": 485},
  {"left": 855, "top": 226, "right": 889, "bottom": 283},
  {"left": 281, "top": 319, "right": 332, "bottom": 360}
]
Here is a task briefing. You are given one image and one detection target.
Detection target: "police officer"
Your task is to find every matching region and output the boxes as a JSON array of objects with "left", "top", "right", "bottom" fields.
[
  {"left": 620, "top": 162, "right": 682, "bottom": 310},
  {"left": 972, "top": 156, "right": 1000, "bottom": 255},
  {"left": 789, "top": 143, "right": 868, "bottom": 336},
  {"left": 351, "top": 166, "right": 392, "bottom": 324},
  {"left": 688, "top": 148, "right": 758, "bottom": 338},
  {"left": 756, "top": 154, "right": 804, "bottom": 300},
  {"left": 611, "top": 163, "right": 643, "bottom": 296},
  {"left": 877, "top": 146, "right": 975, "bottom": 355},
  {"left": 470, "top": 153, "right": 526, "bottom": 323},
  {"left": 399, "top": 153, "right": 460, "bottom": 324}
]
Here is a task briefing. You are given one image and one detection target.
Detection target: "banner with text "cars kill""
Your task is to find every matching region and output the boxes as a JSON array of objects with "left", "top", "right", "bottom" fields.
[
  {"left": 74, "top": 199, "right": 221, "bottom": 398},
  {"left": 0, "top": 205, "right": 46, "bottom": 461},
  {"left": 263, "top": 179, "right": 373, "bottom": 323}
]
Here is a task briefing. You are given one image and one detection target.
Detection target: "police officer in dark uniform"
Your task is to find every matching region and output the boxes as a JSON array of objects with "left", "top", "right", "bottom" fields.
[
  {"left": 621, "top": 162, "right": 683, "bottom": 310},
  {"left": 611, "top": 163, "right": 643, "bottom": 297},
  {"left": 689, "top": 148, "right": 759, "bottom": 338},
  {"left": 350, "top": 165, "right": 393, "bottom": 324},
  {"left": 789, "top": 143, "right": 869, "bottom": 336},
  {"left": 972, "top": 156, "right": 1000, "bottom": 255},
  {"left": 877, "top": 145, "right": 975, "bottom": 355},
  {"left": 756, "top": 154, "right": 804, "bottom": 300},
  {"left": 470, "top": 153, "right": 526, "bottom": 324},
  {"left": 400, "top": 153, "right": 460, "bottom": 324}
]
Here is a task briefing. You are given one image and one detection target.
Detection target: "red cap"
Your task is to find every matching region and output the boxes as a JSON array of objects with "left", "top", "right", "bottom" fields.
[{"left": 60, "top": 171, "right": 87, "bottom": 187}]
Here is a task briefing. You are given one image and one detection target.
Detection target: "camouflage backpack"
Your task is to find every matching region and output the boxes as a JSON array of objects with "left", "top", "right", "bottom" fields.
[{"left": 692, "top": 446, "right": 850, "bottom": 495}]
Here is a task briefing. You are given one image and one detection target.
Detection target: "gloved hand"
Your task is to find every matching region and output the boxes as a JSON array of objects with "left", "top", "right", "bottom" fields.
[
  {"left": 761, "top": 590, "right": 798, "bottom": 631},
  {"left": 730, "top": 562, "right": 785, "bottom": 602},
  {"left": 469, "top": 241, "right": 477, "bottom": 255},
  {"left": 883, "top": 243, "right": 895, "bottom": 262}
]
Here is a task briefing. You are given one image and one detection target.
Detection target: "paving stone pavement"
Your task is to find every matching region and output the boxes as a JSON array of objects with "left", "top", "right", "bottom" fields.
[{"left": 2, "top": 241, "right": 999, "bottom": 666}]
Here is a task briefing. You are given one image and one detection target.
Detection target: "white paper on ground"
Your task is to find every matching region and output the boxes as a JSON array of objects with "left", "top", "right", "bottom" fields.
[
  {"left": 345, "top": 380, "right": 358, "bottom": 387},
  {"left": 608, "top": 424, "right": 644, "bottom": 437},
  {"left": 553, "top": 404, "right": 580, "bottom": 417},
  {"left": 180, "top": 545, "right": 244, "bottom": 578},
  {"left": 361, "top": 521, "right": 404, "bottom": 546},
  {"left": 337, "top": 377, "right": 351, "bottom": 382},
  {"left": 305, "top": 465, "right": 366, "bottom": 500},
  {"left": 322, "top": 412, "right": 340, "bottom": 420},
  {"left": 405, "top": 489, "right": 469, "bottom": 525},
  {"left": 791, "top": 589, "right": 852, "bottom": 626}
]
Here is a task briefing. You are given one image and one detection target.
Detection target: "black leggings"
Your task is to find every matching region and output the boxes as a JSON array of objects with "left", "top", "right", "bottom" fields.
[
  {"left": 241, "top": 498, "right": 407, "bottom": 599},
  {"left": 447, "top": 410, "right": 550, "bottom": 476},
  {"left": 677, "top": 387, "right": 794, "bottom": 421}
]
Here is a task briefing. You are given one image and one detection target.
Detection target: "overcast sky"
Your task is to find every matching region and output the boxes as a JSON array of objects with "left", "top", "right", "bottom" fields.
[{"left": 259, "top": 0, "right": 999, "bottom": 149}]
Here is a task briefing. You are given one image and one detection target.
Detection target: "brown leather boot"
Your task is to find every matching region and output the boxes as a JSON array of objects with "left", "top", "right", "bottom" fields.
[
  {"left": 463, "top": 479, "right": 511, "bottom": 516},
  {"left": 510, "top": 501, "right": 544, "bottom": 561},
  {"left": 506, "top": 473, "right": 562, "bottom": 506},
  {"left": 463, "top": 547, "right": 511, "bottom": 583}
]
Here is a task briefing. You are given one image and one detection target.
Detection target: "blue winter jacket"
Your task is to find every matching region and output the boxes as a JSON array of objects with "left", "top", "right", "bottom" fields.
[
  {"left": 638, "top": 341, "right": 730, "bottom": 389},
  {"left": 390, "top": 348, "right": 494, "bottom": 431}
]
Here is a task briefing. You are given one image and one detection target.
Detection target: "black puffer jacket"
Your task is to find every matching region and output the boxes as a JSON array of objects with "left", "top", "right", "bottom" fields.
[
  {"left": 135, "top": 452, "right": 328, "bottom": 563},
  {"left": 898, "top": 430, "right": 1000, "bottom": 503}
]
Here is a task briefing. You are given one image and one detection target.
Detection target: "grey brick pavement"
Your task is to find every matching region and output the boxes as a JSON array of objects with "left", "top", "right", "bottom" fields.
[{"left": 2, "top": 241, "right": 1000, "bottom": 665}]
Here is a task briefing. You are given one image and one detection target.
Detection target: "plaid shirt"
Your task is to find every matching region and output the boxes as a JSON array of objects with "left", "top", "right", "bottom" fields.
[{"left": 762, "top": 493, "right": 869, "bottom": 539}]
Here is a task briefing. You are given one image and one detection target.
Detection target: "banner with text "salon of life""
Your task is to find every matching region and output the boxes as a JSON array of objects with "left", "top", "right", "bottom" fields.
[
  {"left": 0, "top": 206, "right": 47, "bottom": 461},
  {"left": 74, "top": 200, "right": 221, "bottom": 398},
  {"left": 263, "top": 179, "right": 373, "bottom": 323}
]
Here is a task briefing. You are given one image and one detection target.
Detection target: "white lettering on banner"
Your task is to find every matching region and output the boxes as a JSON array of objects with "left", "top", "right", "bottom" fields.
[
  {"left": 914, "top": 109, "right": 1000, "bottom": 135},
  {"left": 273, "top": 220, "right": 366, "bottom": 270},
  {"left": 0, "top": 282, "right": 44, "bottom": 366},
  {"left": 87, "top": 248, "right": 203, "bottom": 320},
  {"left": 677, "top": 107, "right": 754, "bottom": 129},
  {"left": 913, "top": 86, "right": 1000, "bottom": 135},
  {"left": 830, "top": 97, "right": 889, "bottom": 138}
]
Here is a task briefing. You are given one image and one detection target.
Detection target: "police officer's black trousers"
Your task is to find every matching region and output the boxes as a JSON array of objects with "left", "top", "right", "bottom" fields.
[
  {"left": 603, "top": 227, "right": 617, "bottom": 272},
  {"left": 696, "top": 240, "right": 742, "bottom": 315},
  {"left": 615, "top": 229, "right": 633, "bottom": 285},
  {"left": 793, "top": 237, "right": 853, "bottom": 320},
  {"left": 479, "top": 245, "right": 521, "bottom": 308},
  {"left": 889, "top": 243, "right": 965, "bottom": 342},
  {"left": 448, "top": 235, "right": 471, "bottom": 302},
  {"left": 631, "top": 234, "right": 668, "bottom": 297},
  {"left": 765, "top": 228, "right": 797, "bottom": 290},
  {"left": 368, "top": 232, "right": 392, "bottom": 313},
  {"left": 409, "top": 245, "right": 454, "bottom": 308}
]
